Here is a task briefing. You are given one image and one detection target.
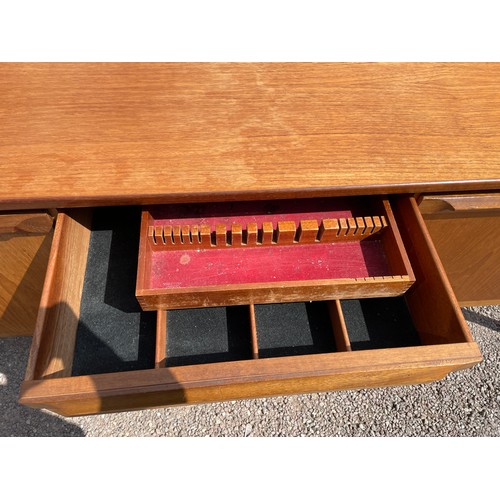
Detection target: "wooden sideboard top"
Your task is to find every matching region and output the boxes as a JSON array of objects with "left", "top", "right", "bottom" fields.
[{"left": 1, "top": 63, "right": 499, "bottom": 209}]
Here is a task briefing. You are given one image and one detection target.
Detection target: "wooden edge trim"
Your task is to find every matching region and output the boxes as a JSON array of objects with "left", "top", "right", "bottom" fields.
[
  {"left": 136, "top": 210, "right": 152, "bottom": 293},
  {"left": 136, "top": 278, "right": 413, "bottom": 311},
  {"left": 419, "top": 194, "right": 500, "bottom": 215},
  {"left": 2, "top": 179, "right": 500, "bottom": 212},
  {"left": 382, "top": 197, "right": 416, "bottom": 282},
  {"left": 327, "top": 300, "right": 351, "bottom": 352},
  {"left": 24, "top": 211, "right": 67, "bottom": 381},
  {"left": 137, "top": 275, "right": 412, "bottom": 298},
  {"left": 155, "top": 310, "right": 167, "bottom": 368}
]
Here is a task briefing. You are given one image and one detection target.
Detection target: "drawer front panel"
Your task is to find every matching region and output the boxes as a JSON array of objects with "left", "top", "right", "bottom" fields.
[
  {"left": 420, "top": 193, "right": 500, "bottom": 305},
  {"left": 20, "top": 343, "right": 479, "bottom": 417},
  {"left": 0, "top": 211, "right": 54, "bottom": 337}
]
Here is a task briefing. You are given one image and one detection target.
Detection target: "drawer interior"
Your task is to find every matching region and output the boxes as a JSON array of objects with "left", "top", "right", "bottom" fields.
[
  {"left": 157, "top": 297, "right": 421, "bottom": 369},
  {"left": 340, "top": 297, "right": 420, "bottom": 351},
  {"left": 253, "top": 302, "right": 336, "bottom": 358},
  {"left": 136, "top": 196, "right": 415, "bottom": 310},
  {"left": 71, "top": 207, "right": 157, "bottom": 376},
  {"left": 20, "top": 197, "right": 481, "bottom": 416},
  {"left": 165, "top": 306, "right": 253, "bottom": 366}
]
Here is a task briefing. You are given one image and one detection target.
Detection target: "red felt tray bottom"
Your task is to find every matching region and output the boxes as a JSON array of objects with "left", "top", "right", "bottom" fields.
[{"left": 148, "top": 240, "right": 391, "bottom": 289}]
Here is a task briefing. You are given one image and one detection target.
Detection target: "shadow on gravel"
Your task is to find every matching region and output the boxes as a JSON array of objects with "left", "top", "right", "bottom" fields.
[
  {"left": 462, "top": 308, "right": 500, "bottom": 331},
  {"left": 0, "top": 337, "right": 84, "bottom": 437}
]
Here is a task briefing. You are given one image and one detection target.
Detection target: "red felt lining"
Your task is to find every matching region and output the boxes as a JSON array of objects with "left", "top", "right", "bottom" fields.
[
  {"left": 144, "top": 197, "right": 393, "bottom": 290},
  {"left": 148, "top": 240, "right": 390, "bottom": 289}
]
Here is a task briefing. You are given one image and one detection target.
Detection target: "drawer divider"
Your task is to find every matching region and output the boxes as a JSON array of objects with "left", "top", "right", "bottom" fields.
[
  {"left": 249, "top": 304, "right": 259, "bottom": 359},
  {"left": 327, "top": 300, "right": 351, "bottom": 352},
  {"left": 155, "top": 310, "right": 167, "bottom": 368}
]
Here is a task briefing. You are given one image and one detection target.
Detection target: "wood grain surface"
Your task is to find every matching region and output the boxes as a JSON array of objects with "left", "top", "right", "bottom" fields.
[
  {"left": 25, "top": 209, "right": 92, "bottom": 380},
  {"left": 0, "top": 211, "right": 53, "bottom": 234},
  {"left": 1, "top": 63, "right": 499, "bottom": 209},
  {"left": 0, "top": 232, "right": 52, "bottom": 336}
]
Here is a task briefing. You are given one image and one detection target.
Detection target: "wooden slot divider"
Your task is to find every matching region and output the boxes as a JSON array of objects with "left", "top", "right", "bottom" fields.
[
  {"left": 173, "top": 226, "right": 182, "bottom": 244},
  {"left": 148, "top": 225, "right": 156, "bottom": 245},
  {"left": 372, "top": 216, "right": 383, "bottom": 233},
  {"left": 246, "top": 223, "right": 258, "bottom": 245},
  {"left": 146, "top": 215, "right": 388, "bottom": 249},
  {"left": 364, "top": 216, "right": 374, "bottom": 235},
  {"left": 277, "top": 221, "right": 296, "bottom": 245},
  {"left": 318, "top": 218, "right": 338, "bottom": 242},
  {"left": 164, "top": 225, "right": 173, "bottom": 245},
  {"left": 297, "top": 220, "right": 319, "bottom": 243},
  {"left": 338, "top": 218, "right": 348, "bottom": 236},
  {"left": 346, "top": 218, "right": 357, "bottom": 237},
  {"left": 181, "top": 225, "right": 191, "bottom": 244},
  {"left": 215, "top": 224, "right": 227, "bottom": 246},
  {"left": 355, "top": 217, "right": 365, "bottom": 236},
  {"left": 261, "top": 222, "right": 274, "bottom": 245},
  {"left": 249, "top": 303, "right": 259, "bottom": 359},
  {"left": 154, "top": 226, "right": 164, "bottom": 245},
  {"left": 155, "top": 310, "right": 167, "bottom": 368},
  {"left": 191, "top": 225, "right": 200, "bottom": 244},
  {"left": 200, "top": 224, "right": 211, "bottom": 248},
  {"left": 231, "top": 223, "right": 242, "bottom": 246},
  {"left": 327, "top": 300, "right": 352, "bottom": 352}
]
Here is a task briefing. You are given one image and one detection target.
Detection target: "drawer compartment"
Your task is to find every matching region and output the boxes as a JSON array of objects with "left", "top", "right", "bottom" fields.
[
  {"left": 136, "top": 197, "right": 415, "bottom": 310},
  {"left": 19, "top": 197, "right": 481, "bottom": 417},
  {"left": 163, "top": 306, "right": 254, "bottom": 367}
]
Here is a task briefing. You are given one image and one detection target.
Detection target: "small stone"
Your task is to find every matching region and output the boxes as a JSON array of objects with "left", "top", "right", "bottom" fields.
[{"left": 245, "top": 423, "right": 253, "bottom": 437}]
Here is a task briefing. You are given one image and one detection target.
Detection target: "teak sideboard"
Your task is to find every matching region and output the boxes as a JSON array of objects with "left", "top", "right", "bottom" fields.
[{"left": 0, "top": 63, "right": 499, "bottom": 417}]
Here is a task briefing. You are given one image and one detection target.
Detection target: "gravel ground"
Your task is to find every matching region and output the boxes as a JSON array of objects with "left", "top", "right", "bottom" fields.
[{"left": 0, "top": 305, "right": 498, "bottom": 437}]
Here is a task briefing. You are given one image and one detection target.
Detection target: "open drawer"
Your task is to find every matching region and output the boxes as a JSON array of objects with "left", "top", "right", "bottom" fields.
[{"left": 19, "top": 196, "right": 481, "bottom": 417}]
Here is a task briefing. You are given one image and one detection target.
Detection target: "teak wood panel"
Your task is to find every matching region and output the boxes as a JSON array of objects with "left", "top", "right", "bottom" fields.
[
  {"left": 419, "top": 193, "right": 500, "bottom": 306},
  {"left": 0, "top": 231, "right": 53, "bottom": 337},
  {"left": 19, "top": 199, "right": 481, "bottom": 416},
  {"left": 1, "top": 63, "right": 500, "bottom": 210}
]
